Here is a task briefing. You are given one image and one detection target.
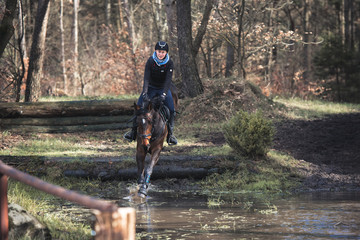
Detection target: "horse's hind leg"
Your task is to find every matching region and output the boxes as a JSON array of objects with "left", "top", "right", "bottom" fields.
[{"left": 138, "top": 148, "right": 161, "bottom": 198}]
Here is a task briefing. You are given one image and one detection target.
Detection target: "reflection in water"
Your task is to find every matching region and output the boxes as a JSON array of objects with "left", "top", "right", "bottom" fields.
[{"left": 119, "top": 187, "right": 360, "bottom": 240}]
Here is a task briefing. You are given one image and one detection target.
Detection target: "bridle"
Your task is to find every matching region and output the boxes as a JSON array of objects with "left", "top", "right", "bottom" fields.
[{"left": 137, "top": 104, "right": 166, "bottom": 145}]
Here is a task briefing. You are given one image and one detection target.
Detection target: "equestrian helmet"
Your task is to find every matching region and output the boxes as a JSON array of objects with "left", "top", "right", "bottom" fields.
[{"left": 155, "top": 41, "right": 169, "bottom": 52}]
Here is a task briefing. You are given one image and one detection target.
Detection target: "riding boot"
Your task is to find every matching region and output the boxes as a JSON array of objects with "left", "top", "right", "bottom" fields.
[
  {"left": 124, "top": 116, "right": 137, "bottom": 141},
  {"left": 167, "top": 112, "right": 178, "bottom": 145}
]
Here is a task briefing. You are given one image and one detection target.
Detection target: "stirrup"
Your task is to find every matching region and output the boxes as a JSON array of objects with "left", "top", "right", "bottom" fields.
[{"left": 167, "top": 135, "right": 178, "bottom": 145}]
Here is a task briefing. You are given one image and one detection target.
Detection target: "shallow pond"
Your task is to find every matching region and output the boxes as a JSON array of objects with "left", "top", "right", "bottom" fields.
[{"left": 114, "top": 186, "right": 360, "bottom": 240}]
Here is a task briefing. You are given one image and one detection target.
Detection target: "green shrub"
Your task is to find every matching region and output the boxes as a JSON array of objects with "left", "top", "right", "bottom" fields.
[{"left": 223, "top": 110, "right": 275, "bottom": 158}]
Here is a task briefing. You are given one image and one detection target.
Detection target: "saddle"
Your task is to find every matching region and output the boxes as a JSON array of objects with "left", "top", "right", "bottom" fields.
[{"left": 159, "top": 105, "right": 170, "bottom": 123}]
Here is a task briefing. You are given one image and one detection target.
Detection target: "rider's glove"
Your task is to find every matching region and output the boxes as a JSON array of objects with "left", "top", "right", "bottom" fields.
[
  {"left": 142, "top": 92, "right": 149, "bottom": 102},
  {"left": 160, "top": 92, "right": 166, "bottom": 102}
]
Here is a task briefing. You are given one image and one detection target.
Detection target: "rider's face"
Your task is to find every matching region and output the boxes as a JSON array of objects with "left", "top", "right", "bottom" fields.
[{"left": 155, "top": 50, "right": 167, "bottom": 60}]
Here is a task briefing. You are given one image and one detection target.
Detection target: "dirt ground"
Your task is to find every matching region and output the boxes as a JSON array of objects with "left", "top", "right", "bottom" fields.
[{"left": 273, "top": 113, "right": 360, "bottom": 191}]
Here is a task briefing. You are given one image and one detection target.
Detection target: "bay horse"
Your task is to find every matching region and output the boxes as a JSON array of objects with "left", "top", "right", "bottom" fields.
[{"left": 135, "top": 87, "right": 178, "bottom": 198}]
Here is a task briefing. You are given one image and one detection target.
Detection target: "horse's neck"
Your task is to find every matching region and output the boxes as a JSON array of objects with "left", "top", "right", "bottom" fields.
[{"left": 152, "top": 111, "right": 166, "bottom": 136}]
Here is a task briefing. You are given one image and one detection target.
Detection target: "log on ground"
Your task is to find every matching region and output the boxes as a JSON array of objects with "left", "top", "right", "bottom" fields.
[
  {"left": 1, "top": 122, "right": 129, "bottom": 133},
  {"left": 0, "top": 115, "right": 132, "bottom": 126},
  {"left": 0, "top": 99, "right": 135, "bottom": 118}
]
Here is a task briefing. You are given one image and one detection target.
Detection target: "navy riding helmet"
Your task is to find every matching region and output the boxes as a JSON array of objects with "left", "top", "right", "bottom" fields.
[{"left": 155, "top": 41, "right": 169, "bottom": 52}]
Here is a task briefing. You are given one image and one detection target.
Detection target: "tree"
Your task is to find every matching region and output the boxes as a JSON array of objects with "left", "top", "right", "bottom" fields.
[
  {"left": 176, "top": 0, "right": 204, "bottom": 97},
  {"left": 60, "top": 0, "right": 67, "bottom": 94},
  {"left": 25, "top": 0, "right": 51, "bottom": 102},
  {"left": 0, "top": 0, "right": 17, "bottom": 58}
]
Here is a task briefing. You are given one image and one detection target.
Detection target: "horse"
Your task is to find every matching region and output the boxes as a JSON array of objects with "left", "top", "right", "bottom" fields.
[{"left": 135, "top": 87, "right": 178, "bottom": 198}]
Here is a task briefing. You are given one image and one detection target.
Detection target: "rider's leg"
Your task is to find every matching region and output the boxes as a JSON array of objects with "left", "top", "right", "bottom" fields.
[
  {"left": 123, "top": 94, "right": 144, "bottom": 142},
  {"left": 164, "top": 91, "right": 178, "bottom": 145},
  {"left": 124, "top": 115, "right": 137, "bottom": 141}
]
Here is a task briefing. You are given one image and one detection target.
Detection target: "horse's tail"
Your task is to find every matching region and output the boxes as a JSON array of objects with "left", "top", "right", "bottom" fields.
[{"left": 170, "top": 83, "right": 179, "bottom": 111}]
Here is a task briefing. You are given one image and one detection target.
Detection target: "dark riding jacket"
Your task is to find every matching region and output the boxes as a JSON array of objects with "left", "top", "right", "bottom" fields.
[{"left": 142, "top": 56, "right": 174, "bottom": 95}]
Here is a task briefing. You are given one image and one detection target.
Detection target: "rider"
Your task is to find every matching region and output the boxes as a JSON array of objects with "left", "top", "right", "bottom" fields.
[{"left": 124, "top": 41, "right": 178, "bottom": 145}]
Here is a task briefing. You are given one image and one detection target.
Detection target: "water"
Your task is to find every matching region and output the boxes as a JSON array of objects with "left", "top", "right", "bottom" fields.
[{"left": 117, "top": 187, "right": 360, "bottom": 240}]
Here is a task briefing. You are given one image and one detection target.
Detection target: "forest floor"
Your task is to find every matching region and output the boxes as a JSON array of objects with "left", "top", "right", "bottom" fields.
[
  {"left": 1, "top": 111, "right": 359, "bottom": 193},
  {"left": 1, "top": 78, "right": 360, "bottom": 193}
]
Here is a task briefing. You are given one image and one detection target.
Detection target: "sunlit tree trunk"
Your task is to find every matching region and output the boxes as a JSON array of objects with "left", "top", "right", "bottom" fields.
[
  {"left": 165, "top": 0, "right": 179, "bottom": 79},
  {"left": 16, "top": 0, "right": 27, "bottom": 102},
  {"left": 122, "top": 0, "right": 141, "bottom": 90},
  {"left": 236, "top": 0, "right": 246, "bottom": 79},
  {"left": 117, "top": 0, "right": 125, "bottom": 35},
  {"left": 60, "top": 0, "right": 67, "bottom": 94},
  {"left": 302, "top": 0, "right": 312, "bottom": 82},
  {"left": 150, "top": 0, "right": 166, "bottom": 40},
  {"left": 25, "top": 0, "right": 50, "bottom": 102},
  {"left": 73, "top": 0, "right": 83, "bottom": 95}
]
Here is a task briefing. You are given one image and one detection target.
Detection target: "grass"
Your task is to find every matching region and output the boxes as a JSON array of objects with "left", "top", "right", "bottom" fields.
[
  {"left": 274, "top": 97, "right": 360, "bottom": 120},
  {"left": 8, "top": 178, "right": 94, "bottom": 239}
]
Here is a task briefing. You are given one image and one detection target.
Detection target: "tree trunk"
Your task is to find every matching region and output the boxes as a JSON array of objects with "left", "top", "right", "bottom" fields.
[
  {"left": 117, "top": 0, "right": 125, "bottom": 34},
  {"left": 122, "top": 0, "right": 141, "bottom": 91},
  {"left": 192, "top": 0, "right": 215, "bottom": 57},
  {"left": 150, "top": 0, "right": 165, "bottom": 40},
  {"left": 60, "top": 0, "right": 67, "bottom": 94},
  {"left": 24, "top": 0, "right": 51, "bottom": 102},
  {"left": 302, "top": 0, "right": 312, "bottom": 82},
  {"left": 16, "top": 0, "right": 27, "bottom": 102},
  {"left": 236, "top": 0, "right": 246, "bottom": 79},
  {"left": 225, "top": 42, "right": 234, "bottom": 77},
  {"left": 176, "top": 0, "right": 203, "bottom": 97},
  {"left": 0, "top": 0, "right": 18, "bottom": 58},
  {"left": 73, "top": 0, "right": 83, "bottom": 95},
  {"left": 164, "top": 0, "right": 179, "bottom": 79}
]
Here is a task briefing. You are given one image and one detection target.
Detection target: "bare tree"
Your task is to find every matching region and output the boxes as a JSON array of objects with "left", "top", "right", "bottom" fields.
[
  {"left": 25, "top": 0, "right": 51, "bottom": 102},
  {"left": 176, "top": 0, "right": 204, "bottom": 97}
]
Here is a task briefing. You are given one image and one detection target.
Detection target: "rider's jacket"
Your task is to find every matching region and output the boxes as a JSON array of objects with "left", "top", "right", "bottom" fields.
[{"left": 142, "top": 57, "right": 174, "bottom": 95}]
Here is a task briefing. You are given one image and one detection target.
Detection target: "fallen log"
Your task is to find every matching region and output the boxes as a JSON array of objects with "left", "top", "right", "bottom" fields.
[
  {"left": 0, "top": 115, "right": 131, "bottom": 126},
  {"left": 1, "top": 122, "right": 129, "bottom": 133},
  {"left": 64, "top": 166, "right": 220, "bottom": 180},
  {"left": 0, "top": 99, "right": 135, "bottom": 118},
  {"left": 1, "top": 155, "right": 226, "bottom": 180}
]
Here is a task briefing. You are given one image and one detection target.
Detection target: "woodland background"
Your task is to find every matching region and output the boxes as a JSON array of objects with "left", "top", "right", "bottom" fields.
[{"left": 0, "top": 0, "right": 359, "bottom": 102}]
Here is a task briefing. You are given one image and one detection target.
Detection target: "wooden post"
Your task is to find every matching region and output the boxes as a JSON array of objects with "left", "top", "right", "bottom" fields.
[
  {"left": 0, "top": 174, "right": 8, "bottom": 240},
  {"left": 93, "top": 207, "right": 135, "bottom": 240}
]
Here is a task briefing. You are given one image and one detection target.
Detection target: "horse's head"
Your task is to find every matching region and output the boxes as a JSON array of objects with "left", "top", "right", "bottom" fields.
[{"left": 135, "top": 102, "right": 154, "bottom": 149}]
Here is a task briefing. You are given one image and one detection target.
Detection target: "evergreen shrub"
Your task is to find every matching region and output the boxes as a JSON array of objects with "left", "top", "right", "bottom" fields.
[{"left": 223, "top": 110, "right": 275, "bottom": 158}]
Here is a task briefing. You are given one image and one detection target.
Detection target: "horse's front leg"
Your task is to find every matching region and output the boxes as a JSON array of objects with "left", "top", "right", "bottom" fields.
[
  {"left": 138, "top": 147, "right": 162, "bottom": 198},
  {"left": 136, "top": 143, "right": 147, "bottom": 185}
]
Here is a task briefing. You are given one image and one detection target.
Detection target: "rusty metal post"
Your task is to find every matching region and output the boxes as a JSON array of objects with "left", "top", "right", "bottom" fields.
[{"left": 0, "top": 174, "right": 8, "bottom": 240}]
